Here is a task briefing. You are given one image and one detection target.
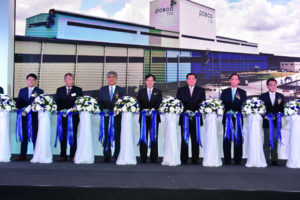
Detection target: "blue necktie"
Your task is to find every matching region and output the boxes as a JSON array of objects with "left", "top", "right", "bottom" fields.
[
  {"left": 148, "top": 89, "right": 152, "bottom": 101},
  {"left": 29, "top": 88, "right": 33, "bottom": 99},
  {"left": 232, "top": 89, "right": 236, "bottom": 101},
  {"left": 110, "top": 87, "right": 113, "bottom": 101}
]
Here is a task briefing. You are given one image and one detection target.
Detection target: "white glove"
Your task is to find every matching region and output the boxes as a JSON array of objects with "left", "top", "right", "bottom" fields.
[{"left": 25, "top": 105, "right": 32, "bottom": 113}]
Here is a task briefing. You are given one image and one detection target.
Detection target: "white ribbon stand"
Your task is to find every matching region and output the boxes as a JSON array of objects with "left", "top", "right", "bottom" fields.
[
  {"left": 286, "top": 115, "right": 300, "bottom": 168},
  {"left": 31, "top": 111, "right": 53, "bottom": 163},
  {"left": 0, "top": 110, "right": 11, "bottom": 162},
  {"left": 116, "top": 112, "right": 137, "bottom": 165},
  {"left": 162, "top": 113, "right": 181, "bottom": 166},
  {"left": 202, "top": 113, "right": 222, "bottom": 167},
  {"left": 245, "top": 114, "right": 267, "bottom": 168},
  {"left": 75, "top": 111, "right": 94, "bottom": 164}
]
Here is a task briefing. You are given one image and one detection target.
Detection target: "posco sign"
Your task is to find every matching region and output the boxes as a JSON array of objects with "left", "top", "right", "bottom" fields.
[
  {"left": 155, "top": 0, "right": 176, "bottom": 15},
  {"left": 199, "top": 9, "right": 213, "bottom": 24}
]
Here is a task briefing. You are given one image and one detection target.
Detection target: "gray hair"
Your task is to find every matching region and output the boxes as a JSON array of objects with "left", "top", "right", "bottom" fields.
[{"left": 107, "top": 71, "right": 118, "bottom": 78}]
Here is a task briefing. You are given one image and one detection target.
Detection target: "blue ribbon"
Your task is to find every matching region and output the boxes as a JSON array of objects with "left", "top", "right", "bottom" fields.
[
  {"left": 27, "top": 111, "right": 33, "bottom": 142},
  {"left": 54, "top": 112, "right": 64, "bottom": 147},
  {"left": 138, "top": 110, "right": 147, "bottom": 146},
  {"left": 235, "top": 113, "right": 244, "bottom": 145},
  {"left": 267, "top": 113, "right": 275, "bottom": 149},
  {"left": 16, "top": 109, "right": 23, "bottom": 142},
  {"left": 106, "top": 112, "right": 115, "bottom": 151},
  {"left": 276, "top": 113, "right": 283, "bottom": 145},
  {"left": 99, "top": 111, "right": 105, "bottom": 144},
  {"left": 195, "top": 112, "right": 202, "bottom": 147},
  {"left": 183, "top": 112, "right": 190, "bottom": 146},
  {"left": 67, "top": 112, "right": 74, "bottom": 146},
  {"left": 224, "top": 112, "right": 234, "bottom": 141},
  {"left": 150, "top": 110, "right": 158, "bottom": 145}
]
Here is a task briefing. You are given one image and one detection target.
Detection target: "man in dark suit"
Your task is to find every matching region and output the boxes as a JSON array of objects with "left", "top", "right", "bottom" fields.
[
  {"left": 221, "top": 73, "right": 247, "bottom": 165},
  {"left": 260, "top": 78, "right": 284, "bottom": 166},
  {"left": 176, "top": 73, "right": 206, "bottom": 164},
  {"left": 16, "top": 73, "right": 44, "bottom": 161},
  {"left": 55, "top": 73, "right": 83, "bottom": 162},
  {"left": 98, "top": 71, "right": 126, "bottom": 162},
  {"left": 137, "top": 74, "right": 162, "bottom": 163},
  {"left": 0, "top": 87, "right": 3, "bottom": 94}
]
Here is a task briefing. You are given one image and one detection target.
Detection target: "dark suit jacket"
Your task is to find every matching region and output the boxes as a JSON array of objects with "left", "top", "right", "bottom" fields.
[
  {"left": 16, "top": 86, "right": 44, "bottom": 138},
  {"left": 136, "top": 87, "right": 162, "bottom": 123},
  {"left": 16, "top": 87, "right": 44, "bottom": 109},
  {"left": 55, "top": 86, "right": 83, "bottom": 111},
  {"left": 260, "top": 92, "right": 285, "bottom": 128},
  {"left": 0, "top": 87, "right": 3, "bottom": 94},
  {"left": 220, "top": 87, "right": 247, "bottom": 124},
  {"left": 176, "top": 85, "right": 206, "bottom": 126},
  {"left": 98, "top": 85, "right": 126, "bottom": 111}
]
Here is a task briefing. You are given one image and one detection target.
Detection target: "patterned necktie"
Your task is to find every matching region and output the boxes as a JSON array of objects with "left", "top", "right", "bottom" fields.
[
  {"left": 232, "top": 89, "right": 236, "bottom": 101},
  {"left": 110, "top": 86, "right": 114, "bottom": 101},
  {"left": 148, "top": 89, "right": 152, "bottom": 101},
  {"left": 67, "top": 88, "right": 71, "bottom": 96}
]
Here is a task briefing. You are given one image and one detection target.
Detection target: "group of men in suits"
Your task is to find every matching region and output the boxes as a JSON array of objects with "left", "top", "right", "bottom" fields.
[{"left": 14, "top": 71, "right": 284, "bottom": 166}]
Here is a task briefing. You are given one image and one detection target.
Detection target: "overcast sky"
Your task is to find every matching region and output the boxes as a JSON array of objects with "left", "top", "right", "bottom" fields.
[{"left": 16, "top": 0, "right": 300, "bottom": 57}]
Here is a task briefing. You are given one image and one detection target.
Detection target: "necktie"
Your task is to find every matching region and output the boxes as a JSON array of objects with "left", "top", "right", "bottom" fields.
[
  {"left": 29, "top": 88, "right": 32, "bottom": 98},
  {"left": 67, "top": 88, "right": 71, "bottom": 96},
  {"left": 190, "top": 87, "right": 193, "bottom": 97},
  {"left": 271, "top": 94, "right": 275, "bottom": 106},
  {"left": 110, "top": 86, "right": 114, "bottom": 101},
  {"left": 232, "top": 89, "right": 236, "bottom": 101},
  {"left": 148, "top": 89, "right": 152, "bottom": 101}
]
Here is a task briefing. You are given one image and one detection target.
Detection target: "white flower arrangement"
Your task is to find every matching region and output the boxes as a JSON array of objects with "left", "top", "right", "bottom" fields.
[
  {"left": 242, "top": 97, "right": 266, "bottom": 115},
  {"left": 31, "top": 94, "right": 57, "bottom": 112},
  {"left": 159, "top": 96, "right": 184, "bottom": 114},
  {"left": 199, "top": 98, "right": 224, "bottom": 115},
  {"left": 73, "top": 95, "right": 100, "bottom": 113},
  {"left": 114, "top": 96, "right": 140, "bottom": 115},
  {"left": 0, "top": 94, "right": 16, "bottom": 112},
  {"left": 284, "top": 99, "right": 300, "bottom": 116}
]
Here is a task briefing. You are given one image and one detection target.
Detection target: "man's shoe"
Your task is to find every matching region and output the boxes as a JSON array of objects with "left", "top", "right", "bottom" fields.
[
  {"left": 271, "top": 161, "right": 280, "bottom": 166},
  {"left": 103, "top": 158, "right": 110, "bottom": 163},
  {"left": 192, "top": 159, "right": 199, "bottom": 164},
  {"left": 15, "top": 156, "right": 27, "bottom": 161},
  {"left": 70, "top": 157, "right": 74, "bottom": 162},
  {"left": 58, "top": 157, "right": 67, "bottom": 162}
]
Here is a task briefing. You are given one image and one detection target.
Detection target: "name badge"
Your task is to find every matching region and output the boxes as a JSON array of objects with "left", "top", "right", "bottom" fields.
[{"left": 71, "top": 93, "right": 76, "bottom": 97}]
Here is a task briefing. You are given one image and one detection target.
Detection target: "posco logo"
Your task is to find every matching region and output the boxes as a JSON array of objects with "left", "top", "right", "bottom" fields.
[
  {"left": 155, "top": 0, "right": 176, "bottom": 15},
  {"left": 155, "top": 6, "right": 174, "bottom": 14},
  {"left": 199, "top": 10, "right": 213, "bottom": 19}
]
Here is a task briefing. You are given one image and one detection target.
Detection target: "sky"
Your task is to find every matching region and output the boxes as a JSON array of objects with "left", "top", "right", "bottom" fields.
[{"left": 15, "top": 0, "right": 300, "bottom": 57}]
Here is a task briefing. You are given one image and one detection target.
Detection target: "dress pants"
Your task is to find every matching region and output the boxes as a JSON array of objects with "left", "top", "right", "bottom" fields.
[
  {"left": 20, "top": 113, "right": 38, "bottom": 157},
  {"left": 103, "top": 115, "right": 121, "bottom": 160},
  {"left": 139, "top": 117, "right": 159, "bottom": 162},
  {"left": 223, "top": 119, "right": 243, "bottom": 164},
  {"left": 263, "top": 128, "right": 278, "bottom": 163},
  {"left": 180, "top": 118, "right": 199, "bottom": 163},
  {"left": 60, "top": 114, "right": 79, "bottom": 159}
]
